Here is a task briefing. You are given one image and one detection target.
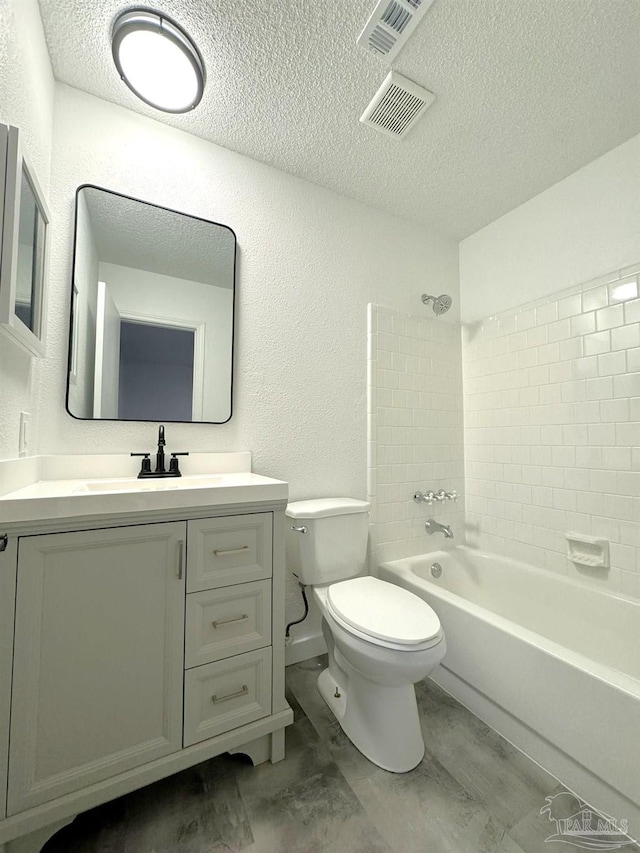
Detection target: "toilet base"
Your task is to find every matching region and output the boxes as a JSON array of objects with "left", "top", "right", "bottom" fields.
[{"left": 317, "top": 667, "right": 425, "bottom": 773}]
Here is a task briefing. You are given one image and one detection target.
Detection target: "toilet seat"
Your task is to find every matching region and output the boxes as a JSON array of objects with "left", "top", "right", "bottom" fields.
[{"left": 325, "top": 576, "right": 443, "bottom": 652}]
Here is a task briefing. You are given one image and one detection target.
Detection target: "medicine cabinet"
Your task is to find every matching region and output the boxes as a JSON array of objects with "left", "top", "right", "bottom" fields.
[{"left": 0, "top": 124, "right": 50, "bottom": 357}]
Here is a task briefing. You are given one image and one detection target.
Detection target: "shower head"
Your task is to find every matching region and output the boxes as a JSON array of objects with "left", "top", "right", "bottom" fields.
[{"left": 422, "top": 293, "right": 453, "bottom": 315}]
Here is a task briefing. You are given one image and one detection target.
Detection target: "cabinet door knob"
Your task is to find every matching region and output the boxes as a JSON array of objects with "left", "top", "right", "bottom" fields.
[{"left": 212, "top": 684, "right": 248, "bottom": 704}]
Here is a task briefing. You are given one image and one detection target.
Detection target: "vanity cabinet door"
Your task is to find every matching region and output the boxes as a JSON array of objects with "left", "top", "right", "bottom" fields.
[{"left": 7, "top": 522, "right": 186, "bottom": 815}]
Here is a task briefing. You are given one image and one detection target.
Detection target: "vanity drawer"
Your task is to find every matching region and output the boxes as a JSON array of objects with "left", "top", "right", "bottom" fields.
[
  {"left": 187, "top": 514, "right": 272, "bottom": 592},
  {"left": 183, "top": 648, "right": 272, "bottom": 746},
  {"left": 185, "top": 580, "right": 271, "bottom": 668}
]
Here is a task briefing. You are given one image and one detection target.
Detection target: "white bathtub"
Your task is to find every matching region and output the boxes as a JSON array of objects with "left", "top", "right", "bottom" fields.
[{"left": 380, "top": 547, "right": 640, "bottom": 837}]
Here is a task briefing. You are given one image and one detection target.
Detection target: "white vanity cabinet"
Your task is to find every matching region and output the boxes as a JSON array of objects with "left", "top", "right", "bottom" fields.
[
  {"left": 0, "top": 489, "right": 292, "bottom": 853},
  {"left": 8, "top": 522, "right": 186, "bottom": 814}
]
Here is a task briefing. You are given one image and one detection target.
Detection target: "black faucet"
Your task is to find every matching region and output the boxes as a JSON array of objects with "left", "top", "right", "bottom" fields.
[
  {"left": 156, "top": 424, "right": 166, "bottom": 473},
  {"left": 131, "top": 425, "right": 189, "bottom": 478}
]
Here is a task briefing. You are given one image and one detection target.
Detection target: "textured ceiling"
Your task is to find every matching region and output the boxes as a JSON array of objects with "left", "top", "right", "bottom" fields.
[
  {"left": 39, "top": 0, "right": 640, "bottom": 239},
  {"left": 81, "top": 186, "right": 235, "bottom": 287}
]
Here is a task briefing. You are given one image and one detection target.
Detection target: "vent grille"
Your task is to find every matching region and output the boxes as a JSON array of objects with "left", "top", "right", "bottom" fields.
[
  {"left": 368, "top": 24, "right": 397, "bottom": 54},
  {"left": 357, "top": 0, "right": 435, "bottom": 62},
  {"left": 368, "top": 84, "right": 425, "bottom": 135},
  {"left": 360, "top": 71, "right": 435, "bottom": 139},
  {"left": 381, "top": 1, "right": 412, "bottom": 34}
]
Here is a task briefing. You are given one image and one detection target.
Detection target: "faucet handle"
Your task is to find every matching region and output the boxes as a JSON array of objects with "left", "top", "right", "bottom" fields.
[
  {"left": 414, "top": 490, "right": 436, "bottom": 505},
  {"left": 169, "top": 452, "right": 189, "bottom": 475},
  {"left": 416, "top": 487, "right": 459, "bottom": 505},
  {"left": 131, "top": 452, "right": 151, "bottom": 476}
]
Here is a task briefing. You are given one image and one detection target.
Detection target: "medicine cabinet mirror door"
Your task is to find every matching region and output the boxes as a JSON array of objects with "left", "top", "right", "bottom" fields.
[
  {"left": 0, "top": 124, "right": 50, "bottom": 357},
  {"left": 67, "top": 185, "right": 236, "bottom": 424}
]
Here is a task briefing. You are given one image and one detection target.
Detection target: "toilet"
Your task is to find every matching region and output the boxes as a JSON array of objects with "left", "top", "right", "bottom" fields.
[{"left": 286, "top": 498, "right": 446, "bottom": 772}]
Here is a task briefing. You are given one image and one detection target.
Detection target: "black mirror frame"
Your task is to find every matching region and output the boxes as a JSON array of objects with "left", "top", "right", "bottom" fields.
[{"left": 66, "top": 184, "right": 237, "bottom": 425}]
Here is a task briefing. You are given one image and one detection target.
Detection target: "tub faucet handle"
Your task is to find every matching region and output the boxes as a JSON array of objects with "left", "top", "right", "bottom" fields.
[{"left": 415, "top": 489, "right": 459, "bottom": 505}]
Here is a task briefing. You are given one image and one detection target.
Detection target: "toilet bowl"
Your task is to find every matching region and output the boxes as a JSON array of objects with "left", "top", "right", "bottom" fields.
[
  {"left": 314, "top": 577, "right": 445, "bottom": 772},
  {"left": 286, "top": 499, "right": 447, "bottom": 773}
]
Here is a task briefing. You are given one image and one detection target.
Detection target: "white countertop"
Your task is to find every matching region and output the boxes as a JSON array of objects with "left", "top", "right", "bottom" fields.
[{"left": 0, "top": 454, "right": 288, "bottom": 526}]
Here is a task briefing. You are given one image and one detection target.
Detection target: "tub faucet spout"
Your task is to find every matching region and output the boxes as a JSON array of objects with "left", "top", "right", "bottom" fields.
[{"left": 425, "top": 518, "right": 454, "bottom": 540}]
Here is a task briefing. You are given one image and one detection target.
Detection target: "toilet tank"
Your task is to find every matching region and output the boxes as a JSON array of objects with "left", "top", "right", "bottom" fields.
[{"left": 285, "top": 498, "right": 371, "bottom": 586}]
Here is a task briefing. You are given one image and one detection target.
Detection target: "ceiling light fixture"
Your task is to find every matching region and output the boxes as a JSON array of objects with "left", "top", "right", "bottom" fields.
[{"left": 112, "top": 9, "right": 205, "bottom": 113}]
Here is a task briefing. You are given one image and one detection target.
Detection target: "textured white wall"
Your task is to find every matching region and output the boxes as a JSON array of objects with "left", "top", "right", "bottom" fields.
[
  {"left": 459, "top": 132, "right": 640, "bottom": 323},
  {"left": 42, "top": 86, "right": 460, "bottom": 475},
  {"left": 0, "top": 0, "right": 54, "bottom": 460},
  {"left": 40, "top": 85, "right": 458, "bottom": 619}
]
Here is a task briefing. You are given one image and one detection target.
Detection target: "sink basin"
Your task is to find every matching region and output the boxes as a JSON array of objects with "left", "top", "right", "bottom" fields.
[{"left": 75, "top": 475, "right": 224, "bottom": 494}]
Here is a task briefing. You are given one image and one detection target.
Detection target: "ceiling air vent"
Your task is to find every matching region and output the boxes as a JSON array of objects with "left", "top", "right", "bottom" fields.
[
  {"left": 360, "top": 71, "right": 435, "bottom": 139},
  {"left": 357, "top": 0, "right": 436, "bottom": 62}
]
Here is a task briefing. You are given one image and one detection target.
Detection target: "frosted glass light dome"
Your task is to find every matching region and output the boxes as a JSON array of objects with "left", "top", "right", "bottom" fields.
[{"left": 112, "top": 9, "right": 205, "bottom": 113}]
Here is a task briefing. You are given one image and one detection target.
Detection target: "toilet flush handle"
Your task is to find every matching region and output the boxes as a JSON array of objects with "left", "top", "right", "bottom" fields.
[{"left": 290, "top": 525, "right": 308, "bottom": 534}]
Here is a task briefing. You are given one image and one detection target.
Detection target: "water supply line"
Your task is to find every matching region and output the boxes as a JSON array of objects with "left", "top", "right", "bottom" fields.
[{"left": 285, "top": 579, "right": 309, "bottom": 640}]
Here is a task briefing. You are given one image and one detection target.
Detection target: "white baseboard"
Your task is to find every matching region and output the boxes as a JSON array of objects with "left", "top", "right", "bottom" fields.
[{"left": 285, "top": 632, "right": 326, "bottom": 666}]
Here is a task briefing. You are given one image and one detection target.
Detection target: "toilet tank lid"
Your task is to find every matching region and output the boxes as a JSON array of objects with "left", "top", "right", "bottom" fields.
[{"left": 286, "top": 498, "right": 371, "bottom": 519}]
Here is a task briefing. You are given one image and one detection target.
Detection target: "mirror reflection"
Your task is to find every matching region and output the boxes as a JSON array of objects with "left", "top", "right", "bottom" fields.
[
  {"left": 67, "top": 186, "right": 235, "bottom": 423},
  {"left": 16, "top": 166, "right": 45, "bottom": 336}
]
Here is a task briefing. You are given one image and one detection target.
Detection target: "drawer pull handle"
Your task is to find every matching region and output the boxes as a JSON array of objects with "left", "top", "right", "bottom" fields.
[
  {"left": 212, "top": 614, "right": 249, "bottom": 629},
  {"left": 213, "top": 546, "right": 250, "bottom": 556},
  {"left": 212, "top": 684, "right": 248, "bottom": 704}
]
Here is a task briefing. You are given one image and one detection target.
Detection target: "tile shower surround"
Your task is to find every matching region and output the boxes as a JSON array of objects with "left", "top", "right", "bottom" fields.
[
  {"left": 367, "top": 305, "right": 464, "bottom": 565},
  {"left": 463, "top": 265, "right": 640, "bottom": 597}
]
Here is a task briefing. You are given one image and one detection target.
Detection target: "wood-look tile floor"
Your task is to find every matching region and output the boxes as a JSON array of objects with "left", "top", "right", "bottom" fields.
[{"left": 43, "top": 656, "right": 638, "bottom": 853}]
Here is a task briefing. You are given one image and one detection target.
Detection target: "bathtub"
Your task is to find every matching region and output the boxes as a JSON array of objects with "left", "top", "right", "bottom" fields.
[{"left": 379, "top": 547, "right": 640, "bottom": 838}]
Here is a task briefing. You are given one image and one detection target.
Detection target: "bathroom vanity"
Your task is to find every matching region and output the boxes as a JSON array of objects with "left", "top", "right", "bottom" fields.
[{"left": 0, "top": 453, "right": 292, "bottom": 853}]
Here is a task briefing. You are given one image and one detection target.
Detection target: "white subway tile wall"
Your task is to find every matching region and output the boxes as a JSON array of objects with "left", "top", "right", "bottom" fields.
[
  {"left": 367, "top": 305, "right": 464, "bottom": 565},
  {"left": 463, "top": 267, "right": 640, "bottom": 597}
]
